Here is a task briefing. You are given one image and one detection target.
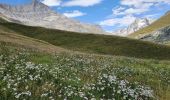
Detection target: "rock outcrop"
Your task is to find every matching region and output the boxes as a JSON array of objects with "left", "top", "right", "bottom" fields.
[{"left": 140, "top": 25, "right": 170, "bottom": 44}]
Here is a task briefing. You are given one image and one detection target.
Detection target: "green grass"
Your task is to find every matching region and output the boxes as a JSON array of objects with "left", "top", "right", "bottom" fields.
[
  {"left": 1, "top": 22, "right": 170, "bottom": 60},
  {"left": 29, "top": 53, "right": 55, "bottom": 64},
  {"left": 0, "top": 42, "right": 58, "bottom": 64},
  {"left": 0, "top": 43, "right": 170, "bottom": 100},
  {"left": 1, "top": 13, "right": 170, "bottom": 100},
  {"left": 0, "top": 17, "right": 7, "bottom": 23},
  {"left": 129, "top": 12, "right": 170, "bottom": 38}
]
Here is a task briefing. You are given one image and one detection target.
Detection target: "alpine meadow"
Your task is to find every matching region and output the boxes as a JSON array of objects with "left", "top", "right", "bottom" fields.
[{"left": 0, "top": 0, "right": 170, "bottom": 100}]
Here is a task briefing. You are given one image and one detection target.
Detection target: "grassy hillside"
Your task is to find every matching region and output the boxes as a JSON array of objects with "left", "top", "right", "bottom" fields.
[
  {"left": 0, "top": 32, "right": 67, "bottom": 54},
  {"left": 129, "top": 12, "right": 170, "bottom": 38},
  {"left": 1, "top": 22, "right": 170, "bottom": 60},
  {"left": 0, "top": 23, "right": 67, "bottom": 54},
  {"left": 0, "top": 17, "right": 7, "bottom": 23},
  {"left": 0, "top": 17, "right": 170, "bottom": 100},
  {"left": 0, "top": 43, "right": 170, "bottom": 100}
]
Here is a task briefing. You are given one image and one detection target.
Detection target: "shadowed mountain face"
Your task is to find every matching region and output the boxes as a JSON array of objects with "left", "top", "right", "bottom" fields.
[{"left": 0, "top": 0, "right": 105, "bottom": 34}]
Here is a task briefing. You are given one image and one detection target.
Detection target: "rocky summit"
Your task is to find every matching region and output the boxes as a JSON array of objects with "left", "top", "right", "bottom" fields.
[
  {"left": 0, "top": 0, "right": 105, "bottom": 34},
  {"left": 112, "top": 18, "right": 153, "bottom": 36}
]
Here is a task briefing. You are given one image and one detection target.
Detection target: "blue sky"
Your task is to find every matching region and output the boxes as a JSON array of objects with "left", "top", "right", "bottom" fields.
[{"left": 0, "top": 0, "right": 170, "bottom": 31}]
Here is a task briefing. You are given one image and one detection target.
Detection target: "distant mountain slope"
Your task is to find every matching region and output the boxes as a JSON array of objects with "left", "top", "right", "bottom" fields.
[
  {"left": 140, "top": 25, "right": 170, "bottom": 44},
  {"left": 1, "top": 20, "right": 170, "bottom": 60},
  {"left": 129, "top": 11, "right": 170, "bottom": 38},
  {"left": 0, "top": 0, "right": 105, "bottom": 34},
  {"left": 112, "top": 18, "right": 153, "bottom": 36}
]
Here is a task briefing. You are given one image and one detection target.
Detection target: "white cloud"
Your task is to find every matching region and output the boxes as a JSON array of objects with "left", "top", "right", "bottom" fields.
[
  {"left": 112, "top": 0, "right": 170, "bottom": 16},
  {"left": 112, "top": 6, "right": 126, "bottom": 15},
  {"left": 105, "top": 0, "right": 170, "bottom": 28},
  {"left": 99, "top": 15, "right": 136, "bottom": 26},
  {"left": 143, "top": 14, "right": 159, "bottom": 19},
  {"left": 112, "top": 7, "right": 147, "bottom": 15},
  {"left": 62, "top": 0, "right": 103, "bottom": 7},
  {"left": 113, "top": 1, "right": 156, "bottom": 15},
  {"left": 121, "top": 0, "right": 170, "bottom": 9},
  {"left": 41, "top": 0, "right": 61, "bottom": 6},
  {"left": 63, "top": 10, "right": 86, "bottom": 18},
  {"left": 123, "top": 7, "right": 149, "bottom": 15}
]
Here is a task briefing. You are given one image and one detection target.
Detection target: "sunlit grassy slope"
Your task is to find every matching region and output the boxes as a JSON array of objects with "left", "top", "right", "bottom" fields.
[
  {"left": 0, "top": 32, "right": 67, "bottom": 53},
  {"left": 0, "top": 21, "right": 67, "bottom": 54},
  {"left": 1, "top": 20, "right": 170, "bottom": 60},
  {"left": 129, "top": 12, "right": 170, "bottom": 38}
]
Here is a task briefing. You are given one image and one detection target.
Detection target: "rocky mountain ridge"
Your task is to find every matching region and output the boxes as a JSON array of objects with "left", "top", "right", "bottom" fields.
[
  {"left": 0, "top": 0, "right": 105, "bottom": 34},
  {"left": 112, "top": 18, "right": 153, "bottom": 36},
  {"left": 140, "top": 25, "right": 170, "bottom": 44}
]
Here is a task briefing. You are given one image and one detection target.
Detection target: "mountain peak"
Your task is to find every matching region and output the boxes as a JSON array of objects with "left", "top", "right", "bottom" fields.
[
  {"left": 134, "top": 18, "right": 149, "bottom": 22},
  {"left": 31, "top": 0, "right": 45, "bottom": 6},
  {"left": 112, "top": 18, "right": 152, "bottom": 36},
  {"left": 133, "top": 18, "right": 150, "bottom": 26},
  {"left": 32, "top": 0, "right": 39, "bottom": 5},
  {"left": 0, "top": 1, "right": 105, "bottom": 34},
  {"left": 32, "top": 0, "right": 38, "bottom": 3},
  {"left": 32, "top": 0, "right": 38, "bottom": 2},
  {"left": 30, "top": 0, "right": 50, "bottom": 12},
  {"left": 0, "top": 0, "right": 50, "bottom": 12}
]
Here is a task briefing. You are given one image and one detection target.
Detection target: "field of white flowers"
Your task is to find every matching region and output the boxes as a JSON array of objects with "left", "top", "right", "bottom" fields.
[{"left": 0, "top": 48, "right": 170, "bottom": 100}]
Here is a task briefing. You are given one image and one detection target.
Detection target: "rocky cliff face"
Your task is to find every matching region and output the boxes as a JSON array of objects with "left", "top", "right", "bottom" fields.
[
  {"left": 140, "top": 25, "right": 170, "bottom": 44},
  {"left": 165, "top": 10, "right": 170, "bottom": 16},
  {"left": 113, "top": 18, "right": 153, "bottom": 36},
  {"left": 0, "top": 0, "right": 105, "bottom": 34}
]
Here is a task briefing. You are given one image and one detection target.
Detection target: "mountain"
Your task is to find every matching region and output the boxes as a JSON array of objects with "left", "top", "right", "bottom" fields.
[
  {"left": 112, "top": 18, "right": 153, "bottom": 36},
  {"left": 1, "top": 1, "right": 170, "bottom": 100},
  {"left": 0, "top": 0, "right": 105, "bottom": 34},
  {"left": 140, "top": 25, "right": 170, "bottom": 44},
  {"left": 129, "top": 10, "right": 170, "bottom": 38}
]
